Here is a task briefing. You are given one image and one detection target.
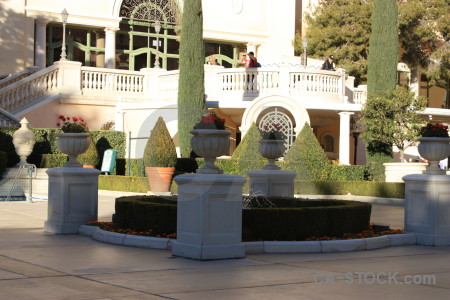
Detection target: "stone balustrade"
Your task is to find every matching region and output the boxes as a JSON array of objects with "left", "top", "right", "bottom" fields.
[{"left": 81, "top": 67, "right": 144, "bottom": 95}]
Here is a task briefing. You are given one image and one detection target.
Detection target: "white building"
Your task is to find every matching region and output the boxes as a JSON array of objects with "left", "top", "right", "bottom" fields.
[{"left": 1, "top": 0, "right": 449, "bottom": 164}]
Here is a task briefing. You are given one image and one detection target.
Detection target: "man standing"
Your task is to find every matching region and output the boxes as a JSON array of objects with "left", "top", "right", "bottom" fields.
[{"left": 322, "top": 55, "right": 337, "bottom": 71}]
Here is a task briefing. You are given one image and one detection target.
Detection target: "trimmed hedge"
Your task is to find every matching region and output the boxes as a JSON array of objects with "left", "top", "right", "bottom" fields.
[
  {"left": 231, "top": 123, "right": 266, "bottom": 176},
  {"left": 329, "top": 165, "right": 368, "bottom": 181},
  {"left": 99, "top": 175, "right": 150, "bottom": 193},
  {"left": 40, "top": 154, "right": 67, "bottom": 168},
  {"left": 0, "top": 127, "right": 126, "bottom": 168},
  {"left": 113, "top": 195, "right": 371, "bottom": 241},
  {"left": 242, "top": 197, "right": 371, "bottom": 241},
  {"left": 295, "top": 180, "right": 404, "bottom": 198},
  {"left": 115, "top": 195, "right": 177, "bottom": 234},
  {"left": 0, "top": 151, "right": 7, "bottom": 179}
]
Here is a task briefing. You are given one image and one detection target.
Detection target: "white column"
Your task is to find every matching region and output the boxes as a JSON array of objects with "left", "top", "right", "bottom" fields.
[
  {"left": 95, "top": 31, "right": 105, "bottom": 68},
  {"left": 104, "top": 27, "right": 118, "bottom": 69},
  {"left": 338, "top": 112, "right": 353, "bottom": 165},
  {"left": 35, "top": 19, "right": 48, "bottom": 69}
]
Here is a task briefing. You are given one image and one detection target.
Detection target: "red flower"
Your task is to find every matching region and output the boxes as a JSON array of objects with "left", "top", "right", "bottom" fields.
[
  {"left": 56, "top": 122, "right": 61, "bottom": 126},
  {"left": 72, "top": 117, "right": 78, "bottom": 122},
  {"left": 221, "top": 119, "right": 226, "bottom": 124}
]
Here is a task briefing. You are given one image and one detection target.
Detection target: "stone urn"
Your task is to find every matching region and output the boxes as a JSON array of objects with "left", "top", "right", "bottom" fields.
[
  {"left": 56, "top": 133, "right": 90, "bottom": 168},
  {"left": 13, "top": 118, "right": 36, "bottom": 165},
  {"left": 258, "top": 139, "right": 286, "bottom": 170},
  {"left": 190, "top": 129, "right": 231, "bottom": 174},
  {"left": 417, "top": 137, "right": 450, "bottom": 175}
]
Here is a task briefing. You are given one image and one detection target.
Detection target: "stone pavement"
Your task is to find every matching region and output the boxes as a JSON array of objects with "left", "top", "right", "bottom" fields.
[{"left": 0, "top": 192, "right": 449, "bottom": 299}]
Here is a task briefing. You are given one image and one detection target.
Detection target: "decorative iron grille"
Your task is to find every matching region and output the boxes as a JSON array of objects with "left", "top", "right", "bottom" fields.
[
  {"left": 258, "top": 108, "right": 295, "bottom": 153},
  {"left": 120, "top": 0, "right": 181, "bottom": 24}
]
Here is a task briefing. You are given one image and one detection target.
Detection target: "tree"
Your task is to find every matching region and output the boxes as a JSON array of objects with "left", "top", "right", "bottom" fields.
[
  {"left": 425, "top": 43, "right": 450, "bottom": 108},
  {"left": 177, "top": 0, "right": 205, "bottom": 157},
  {"left": 360, "top": 87, "right": 427, "bottom": 162},
  {"left": 143, "top": 117, "right": 177, "bottom": 168},
  {"left": 296, "top": 0, "right": 373, "bottom": 86},
  {"left": 398, "top": 0, "right": 450, "bottom": 96},
  {"left": 366, "top": 0, "right": 398, "bottom": 97}
]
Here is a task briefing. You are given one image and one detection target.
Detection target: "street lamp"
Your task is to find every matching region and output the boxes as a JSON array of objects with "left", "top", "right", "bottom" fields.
[
  {"left": 302, "top": 37, "right": 308, "bottom": 67},
  {"left": 154, "top": 19, "right": 161, "bottom": 68},
  {"left": 350, "top": 115, "right": 361, "bottom": 165},
  {"left": 60, "top": 8, "right": 68, "bottom": 61}
]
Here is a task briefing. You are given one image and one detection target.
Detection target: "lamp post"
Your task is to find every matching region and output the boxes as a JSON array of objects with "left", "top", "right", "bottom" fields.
[
  {"left": 154, "top": 19, "right": 161, "bottom": 68},
  {"left": 350, "top": 116, "right": 361, "bottom": 165},
  {"left": 60, "top": 8, "right": 68, "bottom": 61},
  {"left": 302, "top": 37, "right": 308, "bottom": 67}
]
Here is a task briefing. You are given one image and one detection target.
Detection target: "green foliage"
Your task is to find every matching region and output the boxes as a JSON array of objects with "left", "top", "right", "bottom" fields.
[
  {"left": 143, "top": 117, "right": 177, "bottom": 167},
  {"left": 231, "top": 123, "right": 266, "bottom": 176},
  {"left": 284, "top": 123, "right": 331, "bottom": 180},
  {"left": 0, "top": 151, "right": 7, "bottom": 179},
  {"left": 360, "top": 87, "right": 427, "bottom": 161},
  {"left": 78, "top": 132, "right": 100, "bottom": 167},
  {"left": 114, "top": 196, "right": 177, "bottom": 233},
  {"left": 329, "top": 165, "right": 367, "bottom": 181},
  {"left": 40, "top": 154, "right": 67, "bottom": 168},
  {"left": 294, "top": 180, "right": 404, "bottom": 199},
  {"left": 367, "top": 0, "right": 398, "bottom": 96},
  {"left": 242, "top": 198, "right": 371, "bottom": 241},
  {"left": 98, "top": 175, "right": 149, "bottom": 193},
  {"left": 300, "top": 0, "right": 373, "bottom": 86},
  {"left": 177, "top": 0, "right": 205, "bottom": 157},
  {"left": 90, "top": 130, "right": 126, "bottom": 160}
]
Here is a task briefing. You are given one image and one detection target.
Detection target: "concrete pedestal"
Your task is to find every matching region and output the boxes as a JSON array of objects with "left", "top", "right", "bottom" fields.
[
  {"left": 247, "top": 169, "right": 296, "bottom": 197},
  {"left": 44, "top": 167, "right": 100, "bottom": 234},
  {"left": 403, "top": 174, "right": 450, "bottom": 246},
  {"left": 172, "top": 174, "right": 246, "bottom": 260}
]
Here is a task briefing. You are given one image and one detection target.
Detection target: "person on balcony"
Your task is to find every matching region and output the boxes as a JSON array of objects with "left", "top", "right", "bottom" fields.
[
  {"left": 207, "top": 55, "right": 220, "bottom": 65},
  {"left": 321, "top": 55, "right": 337, "bottom": 71},
  {"left": 242, "top": 51, "right": 259, "bottom": 68}
]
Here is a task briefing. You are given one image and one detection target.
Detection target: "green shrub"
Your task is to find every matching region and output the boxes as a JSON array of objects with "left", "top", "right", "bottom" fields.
[
  {"left": 99, "top": 175, "right": 149, "bottom": 193},
  {"left": 78, "top": 132, "right": 100, "bottom": 167},
  {"left": 329, "top": 165, "right": 368, "bottom": 181},
  {"left": 115, "top": 195, "right": 177, "bottom": 233},
  {"left": 143, "top": 117, "right": 177, "bottom": 167},
  {"left": 284, "top": 123, "right": 331, "bottom": 180},
  {"left": 242, "top": 197, "right": 371, "bottom": 241},
  {"left": 294, "top": 180, "right": 404, "bottom": 198},
  {"left": 40, "top": 154, "right": 67, "bottom": 168},
  {"left": 116, "top": 158, "right": 146, "bottom": 177},
  {"left": 365, "top": 142, "right": 393, "bottom": 181},
  {"left": 0, "top": 151, "right": 7, "bottom": 179},
  {"left": 231, "top": 123, "right": 266, "bottom": 176}
]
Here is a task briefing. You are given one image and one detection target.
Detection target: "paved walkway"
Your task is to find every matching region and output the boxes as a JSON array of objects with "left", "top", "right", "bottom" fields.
[{"left": 0, "top": 192, "right": 449, "bottom": 299}]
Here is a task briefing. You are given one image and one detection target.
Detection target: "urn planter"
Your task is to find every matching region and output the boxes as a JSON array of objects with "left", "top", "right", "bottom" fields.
[
  {"left": 55, "top": 133, "right": 90, "bottom": 168},
  {"left": 258, "top": 140, "right": 286, "bottom": 170},
  {"left": 417, "top": 137, "right": 450, "bottom": 175},
  {"left": 190, "top": 129, "right": 231, "bottom": 174},
  {"left": 13, "top": 118, "right": 36, "bottom": 165}
]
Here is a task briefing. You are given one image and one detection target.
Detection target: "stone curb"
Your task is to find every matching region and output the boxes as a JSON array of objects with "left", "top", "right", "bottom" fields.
[{"left": 79, "top": 225, "right": 418, "bottom": 253}]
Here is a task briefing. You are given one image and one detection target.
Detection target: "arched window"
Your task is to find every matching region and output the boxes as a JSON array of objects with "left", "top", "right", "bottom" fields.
[{"left": 258, "top": 107, "right": 295, "bottom": 154}]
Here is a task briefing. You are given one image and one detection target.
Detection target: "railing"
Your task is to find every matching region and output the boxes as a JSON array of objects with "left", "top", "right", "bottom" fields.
[
  {"left": 289, "top": 70, "right": 343, "bottom": 97},
  {"left": 0, "top": 108, "right": 20, "bottom": 127},
  {"left": 0, "top": 67, "right": 40, "bottom": 90},
  {"left": 81, "top": 67, "right": 144, "bottom": 95},
  {"left": 158, "top": 70, "right": 180, "bottom": 99},
  {"left": 0, "top": 65, "right": 59, "bottom": 112},
  {"left": 353, "top": 87, "right": 367, "bottom": 104},
  {"left": 217, "top": 68, "right": 280, "bottom": 96}
]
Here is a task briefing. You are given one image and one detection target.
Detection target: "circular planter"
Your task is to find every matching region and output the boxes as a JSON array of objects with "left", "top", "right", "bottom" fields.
[
  {"left": 55, "top": 133, "right": 90, "bottom": 168},
  {"left": 190, "top": 129, "right": 231, "bottom": 174},
  {"left": 417, "top": 137, "right": 450, "bottom": 175},
  {"left": 259, "top": 139, "right": 286, "bottom": 170}
]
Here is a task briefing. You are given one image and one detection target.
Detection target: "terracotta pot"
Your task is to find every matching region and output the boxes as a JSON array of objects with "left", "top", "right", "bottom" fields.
[
  {"left": 145, "top": 167, "right": 175, "bottom": 193},
  {"left": 259, "top": 139, "right": 286, "bottom": 170},
  {"left": 417, "top": 137, "right": 450, "bottom": 175},
  {"left": 83, "top": 165, "right": 95, "bottom": 168},
  {"left": 56, "top": 133, "right": 90, "bottom": 168},
  {"left": 190, "top": 129, "right": 231, "bottom": 174}
]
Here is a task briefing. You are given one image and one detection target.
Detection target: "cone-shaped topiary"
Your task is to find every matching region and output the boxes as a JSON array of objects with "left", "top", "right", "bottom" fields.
[
  {"left": 143, "top": 117, "right": 177, "bottom": 167},
  {"left": 284, "top": 122, "right": 331, "bottom": 180},
  {"left": 231, "top": 123, "right": 266, "bottom": 176},
  {"left": 78, "top": 131, "right": 100, "bottom": 167}
]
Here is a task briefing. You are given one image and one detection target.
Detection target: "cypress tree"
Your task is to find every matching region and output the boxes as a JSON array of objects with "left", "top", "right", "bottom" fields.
[
  {"left": 367, "top": 0, "right": 398, "bottom": 97},
  {"left": 177, "top": 0, "right": 205, "bottom": 157}
]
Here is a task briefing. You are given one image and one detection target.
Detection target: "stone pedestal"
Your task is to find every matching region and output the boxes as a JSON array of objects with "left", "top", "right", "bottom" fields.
[
  {"left": 247, "top": 170, "right": 296, "bottom": 197},
  {"left": 384, "top": 162, "right": 428, "bottom": 182},
  {"left": 172, "top": 174, "right": 246, "bottom": 260},
  {"left": 403, "top": 174, "right": 450, "bottom": 246},
  {"left": 44, "top": 167, "right": 100, "bottom": 234}
]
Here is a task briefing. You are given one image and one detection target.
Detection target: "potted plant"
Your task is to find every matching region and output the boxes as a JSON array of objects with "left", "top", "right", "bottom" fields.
[
  {"left": 78, "top": 131, "right": 100, "bottom": 168},
  {"left": 143, "top": 117, "right": 177, "bottom": 193},
  {"left": 417, "top": 122, "right": 450, "bottom": 175},
  {"left": 259, "top": 124, "right": 286, "bottom": 170},
  {"left": 190, "top": 111, "right": 231, "bottom": 174},
  {"left": 55, "top": 115, "right": 90, "bottom": 167}
]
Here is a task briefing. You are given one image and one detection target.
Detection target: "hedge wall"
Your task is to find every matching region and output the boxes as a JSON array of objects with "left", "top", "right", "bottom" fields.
[{"left": 0, "top": 151, "right": 7, "bottom": 179}]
